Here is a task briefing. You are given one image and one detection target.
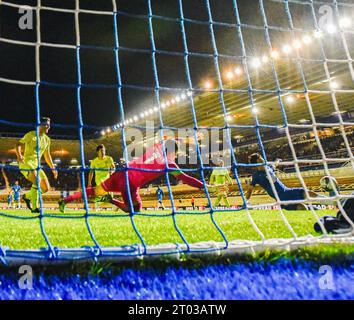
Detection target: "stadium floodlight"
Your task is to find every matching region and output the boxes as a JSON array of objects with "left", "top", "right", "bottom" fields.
[
  {"left": 140, "top": 113, "right": 145, "bottom": 118},
  {"left": 225, "top": 71, "right": 234, "bottom": 80},
  {"left": 175, "top": 96, "right": 181, "bottom": 102},
  {"left": 261, "top": 55, "right": 269, "bottom": 63},
  {"left": 326, "top": 24, "right": 337, "bottom": 34},
  {"left": 302, "top": 35, "right": 312, "bottom": 45},
  {"left": 234, "top": 67, "right": 243, "bottom": 75},
  {"left": 330, "top": 81, "right": 339, "bottom": 89},
  {"left": 180, "top": 93, "right": 187, "bottom": 100},
  {"left": 106, "top": 128, "right": 111, "bottom": 133},
  {"left": 286, "top": 95, "right": 295, "bottom": 104},
  {"left": 144, "top": 111, "right": 149, "bottom": 116},
  {"left": 270, "top": 50, "right": 279, "bottom": 59},
  {"left": 293, "top": 40, "right": 302, "bottom": 50},
  {"left": 148, "top": 108, "right": 154, "bottom": 115},
  {"left": 282, "top": 44, "right": 292, "bottom": 54},
  {"left": 251, "top": 57, "right": 261, "bottom": 68},
  {"left": 186, "top": 91, "right": 193, "bottom": 96},
  {"left": 101, "top": 130, "right": 105, "bottom": 135},
  {"left": 251, "top": 107, "right": 258, "bottom": 114},
  {"left": 133, "top": 115, "right": 138, "bottom": 121},
  {"left": 339, "top": 17, "right": 351, "bottom": 29},
  {"left": 161, "top": 102, "right": 166, "bottom": 109},
  {"left": 225, "top": 115, "right": 233, "bottom": 122},
  {"left": 171, "top": 98, "right": 176, "bottom": 104},
  {"left": 166, "top": 101, "right": 171, "bottom": 107},
  {"left": 314, "top": 30, "right": 323, "bottom": 38},
  {"left": 153, "top": 106, "right": 158, "bottom": 112},
  {"left": 204, "top": 80, "right": 212, "bottom": 89}
]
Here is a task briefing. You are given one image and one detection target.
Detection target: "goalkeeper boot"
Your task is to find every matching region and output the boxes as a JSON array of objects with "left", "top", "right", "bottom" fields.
[
  {"left": 22, "top": 194, "right": 32, "bottom": 211},
  {"left": 31, "top": 208, "right": 40, "bottom": 214},
  {"left": 58, "top": 199, "right": 66, "bottom": 213},
  {"left": 100, "top": 193, "right": 113, "bottom": 203}
]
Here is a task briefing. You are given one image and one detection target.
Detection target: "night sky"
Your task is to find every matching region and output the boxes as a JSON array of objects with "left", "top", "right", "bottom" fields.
[{"left": 0, "top": 0, "right": 337, "bottom": 135}]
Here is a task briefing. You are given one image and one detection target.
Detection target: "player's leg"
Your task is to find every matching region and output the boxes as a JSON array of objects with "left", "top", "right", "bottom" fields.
[
  {"left": 58, "top": 184, "right": 107, "bottom": 213},
  {"left": 159, "top": 200, "right": 165, "bottom": 210},
  {"left": 214, "top": 193, "right": 222, "bottom": 207},
  {"left": 26, "top": 170, "right": 50, "bottom": 212},
  {"left": 58, "top": 172, "right": 121, "bottom": 213},
  {"left": 222, "top": 193, "right": 231, "bottom": 208},
  {"left": 19, "top": 165, "right": 34, "bottom": 210},
  {"left": 112, "top": 186, "right": 142, "bottom": 213}
]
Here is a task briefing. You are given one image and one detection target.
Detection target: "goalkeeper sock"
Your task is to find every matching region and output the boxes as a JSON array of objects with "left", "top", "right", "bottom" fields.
[{"left": 64, "top": 187, "right": 95, "bottom": 203}]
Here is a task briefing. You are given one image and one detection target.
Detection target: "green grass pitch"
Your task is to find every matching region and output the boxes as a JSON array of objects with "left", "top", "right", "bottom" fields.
[{"left": 1, "top": 208, "right": 353, "bottom": 255}]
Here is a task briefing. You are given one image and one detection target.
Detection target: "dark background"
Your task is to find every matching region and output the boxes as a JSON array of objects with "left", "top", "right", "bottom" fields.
[{"left": 0, "top": 0, "right": 343, "bottom": 135}]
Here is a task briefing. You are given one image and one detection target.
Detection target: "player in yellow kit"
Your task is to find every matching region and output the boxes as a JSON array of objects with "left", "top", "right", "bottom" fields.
[
  {"left": 88, "top": 144, "right": 115, "bottom": 210},
  {"left": 15, "top": 117, "right": 58, "bottom": 213},
  {"left": 209, "top": 159, "right": 233, "bottom": 208}
]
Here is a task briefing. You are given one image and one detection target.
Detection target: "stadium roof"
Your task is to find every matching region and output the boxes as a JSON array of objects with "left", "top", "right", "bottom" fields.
[{"left": 1, "top": 57, "right": 353, "bottom": 164}]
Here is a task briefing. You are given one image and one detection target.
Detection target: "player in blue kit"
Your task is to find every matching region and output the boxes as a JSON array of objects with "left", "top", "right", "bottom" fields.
[
  {"left": 7, "top": 192, "right": 13, "bottom": 209},
  {"left": 156, "top": 186, "right": 165, "bottom": 210},
  {"left": 11, "top": 181, "right": 22, "bottom": 209},
  {"left": 246, "top": 153, "right": 327, "bottom": 210}
]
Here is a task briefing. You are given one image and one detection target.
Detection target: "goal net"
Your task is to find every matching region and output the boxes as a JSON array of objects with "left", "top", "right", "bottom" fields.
[{"left": 0, "top": 0, "right": 353, "bottom": 265}]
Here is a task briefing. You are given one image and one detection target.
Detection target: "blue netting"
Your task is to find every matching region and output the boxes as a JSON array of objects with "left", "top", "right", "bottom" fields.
[{"left": 0, "top": 0, "right": 353, "bottom": 265}]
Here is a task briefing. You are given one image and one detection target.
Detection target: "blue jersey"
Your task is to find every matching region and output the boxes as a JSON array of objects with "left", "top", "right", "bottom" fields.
[
  {"left": 12, "top": 185, "right": 21, "bottom": 201},
  {"left": 251, "top": 166, "right": 304, "bottom": 201},
  {"left": 7, "top": 194, "right": 12, "bottom": 204},
  {"left": 156, "top": 188, "right": 164, "bottom": 201}
]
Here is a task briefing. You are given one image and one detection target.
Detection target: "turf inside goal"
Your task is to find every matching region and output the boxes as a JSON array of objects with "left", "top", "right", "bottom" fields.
[{"left": 0, "top": 0, "right": 353, "bottom": 265}]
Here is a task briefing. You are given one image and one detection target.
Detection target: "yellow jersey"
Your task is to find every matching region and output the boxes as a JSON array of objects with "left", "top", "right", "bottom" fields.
[
  {"left": 90, "top": 156, "right": 115, "bottom": 185},
  {"left": 19, "top": 131, "right": 50, "bottom": 165}
]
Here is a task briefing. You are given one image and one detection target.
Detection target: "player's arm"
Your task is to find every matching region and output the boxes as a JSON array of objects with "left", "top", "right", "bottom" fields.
[
  {"left": 273, "top": 158, "right": 282, "bottom": 169},
  {"left": 110, "top": 158, "right": 115, "bottom": 175},
  {"left": 43, "top": 147, "right": 57, "bottom": 179},
  {"left": 245, "top": 184, "right": 254, "bottom": 201},
  {"left": 169, "top": 162, "right": 204, "bottom": 189},
  {"left": 88, "top": 162, "right": 94, "bottom": 187},
  {"left": 2, "top": 168, "right": 10, "bottom": 189},
  {"left": 209, "top": 172, "right": 215, "bottom": 186},
  {"left": 15, "top": 141, "right": 25, "bottom": 164},
  {"left": 245, "top": 173, "right": 258, "bottom": 202},
  {"left": 226, "top": 171, "right": 233, "bottom": 185},
  {"left": 88, "top": 171, "right": 94, "bottom": 187},
  {"left": 16, "top": 132, "right": 32, "bottom": 164}
]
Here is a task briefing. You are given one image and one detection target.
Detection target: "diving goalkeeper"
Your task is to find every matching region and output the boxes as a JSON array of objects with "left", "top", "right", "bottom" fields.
[{"left": 59, "top": 139, "right": 205, "bottom": 213}]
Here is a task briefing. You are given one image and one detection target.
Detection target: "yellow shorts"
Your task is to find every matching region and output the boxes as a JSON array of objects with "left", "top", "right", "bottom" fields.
[{"left": 19, "top": 162, "right": 48, "bottom": 181}]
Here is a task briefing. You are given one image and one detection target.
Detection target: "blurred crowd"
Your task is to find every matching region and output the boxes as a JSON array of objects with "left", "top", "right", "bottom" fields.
[{"left": 0, "top": 130, "right": 352, "bottom": 191}]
